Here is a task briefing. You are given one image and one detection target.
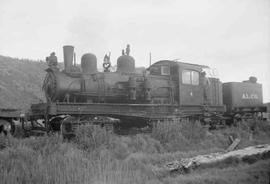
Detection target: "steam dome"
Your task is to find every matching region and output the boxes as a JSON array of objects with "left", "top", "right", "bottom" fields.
[
  {"left": 81, "top": 53, "right": 97, "bottom": 74},
  {"left": 116, "top": 55, "right": 135, "bottom": 73}
]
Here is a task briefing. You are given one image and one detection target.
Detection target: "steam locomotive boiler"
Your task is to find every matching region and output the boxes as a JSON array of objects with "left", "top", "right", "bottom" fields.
[{"left": 43, "top": 45, "right": 153, "bottom": 104}]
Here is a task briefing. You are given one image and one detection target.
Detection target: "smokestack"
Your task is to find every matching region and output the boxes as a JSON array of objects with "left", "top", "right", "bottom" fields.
[{"left": 63, "top": 45, "right": 74, "bottom": 72}]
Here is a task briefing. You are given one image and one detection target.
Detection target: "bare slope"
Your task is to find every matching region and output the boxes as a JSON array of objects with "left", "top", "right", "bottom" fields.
[{"left": 0, "top": 55, "right": 47, "bottom": 110}]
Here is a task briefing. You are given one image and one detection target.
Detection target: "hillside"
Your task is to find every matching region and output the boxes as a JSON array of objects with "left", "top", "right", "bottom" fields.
[{"left": 0, "top": 55, "right": 47, "bottom": 110}]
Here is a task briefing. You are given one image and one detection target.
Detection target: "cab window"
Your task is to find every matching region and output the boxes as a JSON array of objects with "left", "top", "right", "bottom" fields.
[
  {"left": 161, "top": 66, "right": 170, "bottom": 75},
  {"left": 150, "top": 66, "right": 160, "bottom": 75},
  {"left": 182, "top": 70, "right": 199, "bottom": 85},
  {"left": 192, "top": 71, "right": 199, "bottom": 85}
]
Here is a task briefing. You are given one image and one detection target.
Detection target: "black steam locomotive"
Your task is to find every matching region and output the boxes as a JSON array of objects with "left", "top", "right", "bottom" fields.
[
  {"left": 0, "top": 45, "right": 267, "bottom": 136},
  {"left": 27, "top": 45, "right": 266, "bottom": 135}
]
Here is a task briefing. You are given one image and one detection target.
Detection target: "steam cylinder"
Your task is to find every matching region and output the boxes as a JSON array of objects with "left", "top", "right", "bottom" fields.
[
  {"left": 63, "top": 45, "right": 74, "bottom": 72},
  {"left": 81, "top": 53, "right": 97, "bottom": 74},
  {"left": 117, "top": 55, "right": 135, "bottom": 73}
]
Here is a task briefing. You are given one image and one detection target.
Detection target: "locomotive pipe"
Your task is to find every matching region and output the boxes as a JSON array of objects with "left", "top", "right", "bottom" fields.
[
  {"left": 128, "top": 77, "right": 136, "bottom": 100},
  {"left": 63, "top": 45, "right": 74, "bottom": 72}
]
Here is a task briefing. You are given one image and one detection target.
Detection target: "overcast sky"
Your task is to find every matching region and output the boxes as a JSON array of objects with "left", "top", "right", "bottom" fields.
[{"left": 0, "top": 0, "right": 269, "bottom": 102}]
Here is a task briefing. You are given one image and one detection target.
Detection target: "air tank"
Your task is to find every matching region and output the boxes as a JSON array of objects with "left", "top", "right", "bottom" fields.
[
  {"left": 116, "top": 55, "right": 135, "bottom": 73},
  {"left": 81, "top": 53, "right": 97, "bottom": 74},
  {"left": 63, "top": 45, "right": 74, "bottom": 72}
]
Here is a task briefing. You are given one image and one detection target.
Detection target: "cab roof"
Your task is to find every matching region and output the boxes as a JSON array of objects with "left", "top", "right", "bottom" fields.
[{"left": 148, "top": 60, "right": 209, "bottom": 70}]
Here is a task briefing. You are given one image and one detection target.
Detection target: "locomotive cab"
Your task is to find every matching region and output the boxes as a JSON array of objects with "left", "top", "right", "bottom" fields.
[{"left": 148, "top": 60, "right": 223, "bottom": 107}]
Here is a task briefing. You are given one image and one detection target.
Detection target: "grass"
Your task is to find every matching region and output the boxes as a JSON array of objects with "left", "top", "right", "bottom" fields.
[{"left": 1, "top": 120, "right": 270, "bottom": 184}]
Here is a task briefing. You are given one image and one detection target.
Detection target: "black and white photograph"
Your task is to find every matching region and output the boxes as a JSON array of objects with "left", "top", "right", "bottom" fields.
[{"left": 0, "top": 0, "right": 270, "bottom": 183}]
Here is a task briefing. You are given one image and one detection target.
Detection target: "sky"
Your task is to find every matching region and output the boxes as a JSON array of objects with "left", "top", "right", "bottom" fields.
[{"left": 0, "top": 0, "right": 270, "bottom": 102}]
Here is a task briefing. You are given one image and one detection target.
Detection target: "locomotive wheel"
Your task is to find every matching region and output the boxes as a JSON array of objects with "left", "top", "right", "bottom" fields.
[
  {"left": 60, "top": 115, "right": 120, "bottom": 138},
  {"left": 9, "top": 120, "right": 18, "bottom": 136},
  {"left": 0, "top": 119, "right": 13, "bottom": 136},
  {"left": 50, "top": 116, "right": 67, "bottom": 131},
  {"left": 60, "top": 116, "right": 78, "bottom": 139}
]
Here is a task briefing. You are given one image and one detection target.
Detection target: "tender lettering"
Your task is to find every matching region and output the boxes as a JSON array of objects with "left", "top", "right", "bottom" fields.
[{"left": 242, "top": 93, "right": 258, "bottom": 99}]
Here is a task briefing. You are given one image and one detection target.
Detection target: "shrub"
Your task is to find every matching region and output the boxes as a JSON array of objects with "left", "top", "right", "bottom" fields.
[
  {"left": 151, "top": 119, "right": 207, "bottom": 152},
  {"left": 0, "top": 134, "right": 158, "bottom": 184},
  {"left": 74, "top": 124, "right": 114, "bottom": 151},
  {"left": 21, "top": 134, "right": 63, "bottom": 155},
  {"left": 110, "top": 134, "right": 164, "bottom": 160},
  {"left": 249, "top": 120, "right": 270, "bottom": 135}
]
